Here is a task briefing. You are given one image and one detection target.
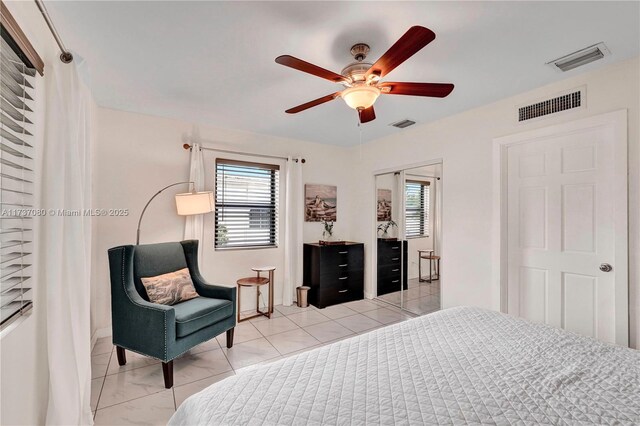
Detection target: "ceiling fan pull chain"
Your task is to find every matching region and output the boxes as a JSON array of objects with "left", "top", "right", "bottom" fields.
[{"left": 358, "top": 120, "right": 363, "bottom": 161}]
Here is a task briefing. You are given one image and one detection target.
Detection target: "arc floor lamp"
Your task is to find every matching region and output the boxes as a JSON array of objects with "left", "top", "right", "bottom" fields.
[{"left": 136, "top": 181, "right": 214, "bottom": 245}]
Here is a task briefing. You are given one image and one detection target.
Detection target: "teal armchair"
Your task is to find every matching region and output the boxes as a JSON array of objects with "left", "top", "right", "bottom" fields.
[{"left": 108, "top": 240, "right": 236, "bottom": 388}]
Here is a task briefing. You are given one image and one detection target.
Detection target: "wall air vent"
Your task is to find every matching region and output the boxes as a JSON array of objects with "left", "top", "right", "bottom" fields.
[
  {"left": 390, "top": 119, "right": 416, "bottom": 129},
  {"left": 547, "top": 42, "right": 610, "bottom": 72},
  {"left": 518, "top": 88, "right": 585, "bottom": 123}
]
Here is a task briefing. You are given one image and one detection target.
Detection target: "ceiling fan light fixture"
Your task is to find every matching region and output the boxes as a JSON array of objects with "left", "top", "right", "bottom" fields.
[
  {"left": 341, "top": 85, "right": 381, "bottom": 110},
  {"left": 276, "top": 26, "right": 453, "bottom": 123}
]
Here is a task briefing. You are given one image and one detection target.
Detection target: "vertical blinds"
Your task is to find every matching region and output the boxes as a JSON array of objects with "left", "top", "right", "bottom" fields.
[
  {"left": 0, "top": 34, "right": 36, "bottom": 329},
  {"left": 215, "top": 159, "right": 279, "bottom": 249},
  {"left": 405, "top": 181, "right": 430, "bottom": 238}
]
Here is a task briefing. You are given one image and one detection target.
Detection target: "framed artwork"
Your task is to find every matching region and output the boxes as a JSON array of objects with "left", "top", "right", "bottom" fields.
[
  {"left": 305, "top": 184, "right": 337, "bottom": 222},
  {"left": 377, "top": 189, "right": 392, "bottom": 221}
]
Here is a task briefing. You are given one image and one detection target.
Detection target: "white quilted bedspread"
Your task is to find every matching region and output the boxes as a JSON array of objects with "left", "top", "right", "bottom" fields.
[{"left": 169, "top": 307, "right": 640, "bottom": 425}]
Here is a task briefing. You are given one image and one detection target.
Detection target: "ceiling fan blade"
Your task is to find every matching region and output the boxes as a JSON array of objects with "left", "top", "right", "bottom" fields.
[
  {"left": 276, "top": 55, "right": 346, "bottom": 83},
  {"left": 380, "top": 82, "right": 454, "bottom": 98},
  {"left": 366, "top": 26, "right": 436, "bottom": 78},
  {"left": 285, "top": 92, "right": 341, "bottom": 114},
  {"left": 358, "top": 106, "right": 376, "bottom": 123}
]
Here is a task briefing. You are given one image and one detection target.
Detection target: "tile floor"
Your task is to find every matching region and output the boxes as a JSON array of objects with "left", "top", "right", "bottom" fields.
[
  {"left": 90, "top": 298, "right": 418, "bottom": 425},
  {"left": 377, "top": 278, "right": 441, "bottom": 315}
]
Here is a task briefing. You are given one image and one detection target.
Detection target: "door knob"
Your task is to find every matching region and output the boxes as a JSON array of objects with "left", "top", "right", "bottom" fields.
[{"left": 599, "top": 263, "right": 613, "bottom": 272}]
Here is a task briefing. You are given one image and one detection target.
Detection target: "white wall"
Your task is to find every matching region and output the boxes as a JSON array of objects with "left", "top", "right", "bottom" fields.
[
  {"left": 349, "top": 57, "right": 640, "bottom": 348},
  {"left": 92, "top": 108, "right": 355, "bottom": 330},
  {"left": 0, "top": 2, "right": 64, "bottom": 425}
]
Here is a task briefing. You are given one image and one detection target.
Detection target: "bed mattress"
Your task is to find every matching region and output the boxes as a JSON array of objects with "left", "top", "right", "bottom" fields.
[{"left": 169, "top": 307, "right": 640, "bottom": 425}]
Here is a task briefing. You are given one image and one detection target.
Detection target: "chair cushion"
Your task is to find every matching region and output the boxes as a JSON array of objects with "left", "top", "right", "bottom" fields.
[
  {"left": 134, "top": 242, "right": 188, "bottom": 301},
  {"left": 173, "top": 297, "right": 234, "bottom": 338}
]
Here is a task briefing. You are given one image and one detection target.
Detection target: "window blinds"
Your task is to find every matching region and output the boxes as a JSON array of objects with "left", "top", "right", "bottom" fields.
[
  {"left": 215, "top": 159, "right": 279, "bottom": 249},
  {"left": 0, "top": 35, "right": 36, "bottom": 329},
  {"left": 405, "top": 181, "right": 430, "bottom": 238}
]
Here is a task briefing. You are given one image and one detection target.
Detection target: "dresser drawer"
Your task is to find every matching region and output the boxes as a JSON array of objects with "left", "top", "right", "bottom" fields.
[
  {"left": 377, "top": 274, "right": 408, "bottom": 294},
  {"left": 319, "top": 272, "right": 362, "bottom": 289},
  {"left": 378, "top": 274, "right": 401, "bottom": 290},
  {"left": 378, "top": 254, "right": 402, "bottom": 268},
  {"left": 320, "top": 245, "right": 364, "bottom": 270},
  {"left": 314, "top": 279, "right": 363, "bottom": 308},
  {"left": 378, "top": 265, "right": 402, "bottom": 280},
  {"left": 378, "top": 242, "right": 403, "bottom": 258}
]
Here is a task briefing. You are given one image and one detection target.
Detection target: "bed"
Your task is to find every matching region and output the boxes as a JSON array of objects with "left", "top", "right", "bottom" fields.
[{"left": 169, "top": 307, "right": 640, "bottom": 425}]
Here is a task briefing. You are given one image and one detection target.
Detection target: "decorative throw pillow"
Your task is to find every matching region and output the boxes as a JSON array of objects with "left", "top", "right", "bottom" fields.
[{"left": 141, "top": 268, "right": 199, "bottom": 305}]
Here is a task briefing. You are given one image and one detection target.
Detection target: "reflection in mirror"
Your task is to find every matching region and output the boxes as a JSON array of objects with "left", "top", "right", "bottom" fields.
[
  {"left": 375, "top": 172, "right": 406, "bottom": 310},
  {"left": 403, "top": 163, "right": 441, "bottom": 316},
  {"left": 375, "top": 163, "right": 442, "bottom": 316}
]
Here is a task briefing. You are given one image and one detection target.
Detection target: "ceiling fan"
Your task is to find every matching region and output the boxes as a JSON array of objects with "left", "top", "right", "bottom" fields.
[{"left": 275, "top": 26, "right": 454, "bottom": 124}]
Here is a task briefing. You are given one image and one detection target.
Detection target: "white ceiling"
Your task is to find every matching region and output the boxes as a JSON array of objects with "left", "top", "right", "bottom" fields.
[{"left": 47, "top": 1, "right": 639, "bottom": 146}]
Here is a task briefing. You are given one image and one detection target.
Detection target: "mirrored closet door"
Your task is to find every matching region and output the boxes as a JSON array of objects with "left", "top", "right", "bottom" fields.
[
  {"left": 374, "top": 163, "right": 442, "bottom": 316},
  {"left": 375, "top": 171, "right": 407, "bottom": 309}
]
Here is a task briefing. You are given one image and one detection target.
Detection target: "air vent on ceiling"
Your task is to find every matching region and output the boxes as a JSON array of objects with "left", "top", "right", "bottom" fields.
[
  {"left": 390, "top": 119, "right": 416, "bottom": 129},
  {"left": 547, "top": 42, "right": 610, "bottom": 72},
  {"left": 518, "top": 88, "right": 584, "bottom": 123}
]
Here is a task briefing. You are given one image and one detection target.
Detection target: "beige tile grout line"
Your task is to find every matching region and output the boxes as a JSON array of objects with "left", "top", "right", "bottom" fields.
[
  {"left": 96, "top": 388, "right": 169, "bottom": 412},
  {"left": 172, "top": 387, "right": 177, "bottom": 412},
  {"left": 93, "top": 348, "right": 113, "bottom": 415}
]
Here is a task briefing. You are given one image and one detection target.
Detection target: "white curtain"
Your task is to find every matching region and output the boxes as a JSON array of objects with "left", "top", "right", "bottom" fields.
[
  {"left": 184, "top": 143, "right": 205, "bottom": 258},
  {"left": 283, "top": 157, "right": 303, "bottom": 305},
  {"left": 41, "top": 59, "right": 93, "bottom": 425}
]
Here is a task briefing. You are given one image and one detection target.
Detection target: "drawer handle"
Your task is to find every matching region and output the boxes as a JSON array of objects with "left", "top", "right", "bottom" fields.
[
  {"left": 338, "top": 251, "right": 348, "bottom": 254},
  {"left": 339, "top": 264, "right": 348, "bottom": 267},
  {"left": 392, "top": 280, "right": 399, "bottom": 283},
  {"left": 338, "top": 289, "right": 348, "bottom": 293},
  {"left": 392, "top": 257, "right": 399, "bottom": 261},
  {"left": 339, "top": 277, "right": 348, "bottom": 280},
  {"left": 392, "top": 269, "right": 399, "bottom": 272},
  {"left": 392, "top": 246, "right": 399, "bottom": 250}
]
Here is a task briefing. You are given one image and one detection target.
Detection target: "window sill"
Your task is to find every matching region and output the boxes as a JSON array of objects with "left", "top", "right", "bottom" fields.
[
  {"left": 0, "top": 309, "right": 33, "bottom": 340},
  {"left": 215, "top": 245, "right": 279, "bottom": 251}
]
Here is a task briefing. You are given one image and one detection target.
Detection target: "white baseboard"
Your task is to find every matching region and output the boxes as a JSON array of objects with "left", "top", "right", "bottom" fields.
[{"left": 90, "top": 327, "right": 112, "bottom": 351}]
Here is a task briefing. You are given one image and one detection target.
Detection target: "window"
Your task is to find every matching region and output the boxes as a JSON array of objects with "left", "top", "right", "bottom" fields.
[
  {"left": 215, "top": 159, "right": 279, "bottom": 249},
  {"left": 0, "top": 30, "right": 36, "bottom": 329},
  {"left": 405, "top": 181, "right": 430, "bottom": 238}
]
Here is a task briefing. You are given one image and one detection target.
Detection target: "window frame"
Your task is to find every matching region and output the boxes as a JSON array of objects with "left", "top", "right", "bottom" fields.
[
  {"left": 404, "top": 180, "right": 430, "bottom": 239},
  {"left": 214, "top": 158, "right": 280, "bottom": 250},
  {"left": 0, "top": 17, "right": 39, "bottom": 333}
]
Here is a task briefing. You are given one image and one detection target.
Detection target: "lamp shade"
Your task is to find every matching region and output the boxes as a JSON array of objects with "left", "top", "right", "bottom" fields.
[
  {"left": 175, "top": 191, "right": 214, "bottom": 216},
  {"left": 341, "top": 85, "right": 381, "bottom": 110}
]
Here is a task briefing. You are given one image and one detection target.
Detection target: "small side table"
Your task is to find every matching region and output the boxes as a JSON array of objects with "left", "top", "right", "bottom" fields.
[
  {"left": 418, "top": 249, "right": 440, "bottom": 283},
  {"left": 236, "top": 266, "right": 275, "bottom": 322}
]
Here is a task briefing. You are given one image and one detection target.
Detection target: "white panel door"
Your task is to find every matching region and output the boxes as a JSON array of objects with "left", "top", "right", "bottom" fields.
[{"left": 506, "top": 123, "right": 621, "bottom": 343}]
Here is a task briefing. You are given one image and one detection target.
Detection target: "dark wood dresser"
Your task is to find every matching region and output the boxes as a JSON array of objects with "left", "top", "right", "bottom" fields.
[
  {"left": 303, "top": 242, "right": 364, "bottom": 309},
  {"left": 377, "top": 239, "right": 408, "bottom": 296}
]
